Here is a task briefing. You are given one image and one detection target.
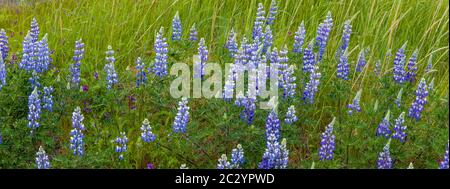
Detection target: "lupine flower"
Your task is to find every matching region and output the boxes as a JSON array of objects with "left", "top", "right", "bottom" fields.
[
  {"left": 223, "top": 65, "right": 235, "bottom": 101},
  {"left": 28, "top": 87, "right": 41, "bottom": 132},
  {"left": 42, "top": 86, "right": 54, "bottom": 112},
  {"left": 263, "top": 25, "right": 273, "bottom": 54},
  {"left": 104, "top": 45, "right": 118, "bottom": 90},
  {"left": 115, "top": 132, "right": 128, "bottom": 160},
  {"left": 405, "top": 49, "right": 418, "bottom": 83},
  {"left": 230, "top": 144, "right": 245, "bottom": 168},
  {"left": 408, "top": 78, "right": 428, "bottom": 121},
  {"left": 70, "top": 106, "right": 85, "bottom": 156},
  {"left": 374, "top": 59, "right": 382, "bottom": 76},
  {"left": 94, "top": 71, "right": 99, "bottom": 80},
  {"left": 252, "top": 3, "right": 265, "bottom": 40},
  {"left": 259, "top": 134, "right": 289, "bottom": 169},
  {"left": 141, "top": 118, "right": 156, "bottom": 143},
  {"left": 0, "top": 29, "right": 9, "bottom": 60},
  {"left": 425, "top": 54, "right": 433, "bottom": 73},
  {"left": 356, "top": 49, "right": 366, "bottom": 72},
  {"left": 284, "top": 105, "right": 298, "bottom": 125},
  {"left": 147, "top": 163, "right": 154, "bottom": 169},
  {"left": 376, "top": 110, "right": 391, "bottom": 138},
  {"left": 20, "top": 32, "right": 34, "bottom": 71},
  {"left": 217, "top": 154, "right": 231, "bottom": 169},
  {"left": 393, "top": 43, "right": 407, "bottom": 84},
  {"left": 0, "top": 131, "right": 3, "bottom": 144},
  {"left": 315, "top": 11, "right": 333, "bottom": 62},
  {"left": 69, "top": 39, "right": 84, "bottom": 86},
  {"left": 195, "top": 38, "right": 208, "bottom": 79},
  {"left": 266, "top": 0, "right": 277, "bottom": 25},
  {"left": 135, "top": 57, "right": 147, "bottom": 87},
  {"left": 29, "top": 71, "right": 41, "bottom": 90},
  {"left": 336, "top": 20, "right": 351, "bottom": 58},
  {"left": 180, "top": 164, "right": 189, "bottom": 169},
  {"left": 302, "top": 40, "right": 315, "bottom": 73},
  {"left": 281, "top": 65, "right": 296, "bottom": 99},
  {"left": 35, "top": 34, "right": 50, "bottom": 73},
  {"left": 153, "top": 27, "right": 169, "bottom": 77},
  {"left": 293, "top": 21, "right": 306, "bottom": 54},
  {"left": 173, "top": 97, "right": 190, "bottom": 133},
  {"left": 189, "top": 23, "right": 198, "bottom": 41},
  {"left": 265, "top": 109, "right": 281, "bottom": 140},
  {"left": 319, "top": 117, "right": 336, "bottom": 161},
  {"left": 377, "top": 139, "right": 393, "bottom": 169},
  {"left": 337, "top": 50, "right": 349, "bottom": 80},
  {"left": 172, "top": 11, "right": 182, "bottom": 41},
  {"left": 407, "top": 162, "right": 414, "bottom": 169},
  {"left": 0, "top": 53, "right": 6, "bottom": 90},
  {"left": 392, "top": 112, "right": 407, "bottom": 143},
  {"left": 347, "top": 89, "right": 362, "bottom": 115},
  {"left": 394, "top": 88, "right": 403, "bottom": 108},
  {"left": 225, "top": 29, "right": 238, "bottom": 58},
  {"left": 30, "top": 17, "right": 40, "bottom": 43},
  {"left": 235, "top": 96, "right": 256, "bottom": 125},
  {"left": 439, "top": 141, "right": 449, "bottom": 169},
  {"left": 36, "top": 146, "right": 50, "bottom": 169},
  {"left": 303, "top": 65, "right": 321, "bottom": 104}
]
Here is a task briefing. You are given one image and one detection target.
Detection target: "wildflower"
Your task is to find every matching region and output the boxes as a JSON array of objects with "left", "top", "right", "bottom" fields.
[
  {"left": 337, "top": 50, "right": 349, "bottom": 80},
  {"left": 225, "top": 29, "right": 238, "bottom": 58},
  {"left": 147, "top": 163, "right": 154, "bottom": 169},
  {"left": 195, "top": 38, "right": 208, "bottom": 79},
  {"left": 266, "top": 0, "right": 277, "bottom": 25},
  {"left": 315, "top": 11, "right": 333, "bottom": 61},
  {"left": 265, "top": 109, "right": 281, "bottom": 140},
  {"left": 235, "top": 96, "right": 256, "bottom": 125},
  {"left": 336, "top": 20, "right": 351, "bottom": 57},
  {"left": 35, "top": 34, "right": 50, "bottom": 73},
  {"left": 284, "top": 105, "right": 298, "bottom": 125},
  {"left": 70, "top": 107, "right": 85, "bottom": 156},
  {"left": 172, "top": 11, "right": 182, "bottom": 41},
  {"left": 20, "top": 32, "right": 34, "bottom": 71},
  {"left": 135, "top": 57, "right": 147, "bottom": 87},
  {"left": 394, "top": 88, "right": 403, "bottom": 108},
  {"left": 347, "top": 89, "right": 362, "bottom": 115},
  {"left": 408, "top": 78, "right": 428, "bottom": 121},
  {"left": 376, "top": 110, "right": 391, "bottom": 138},
  {"left": 141, "top": 118, "right": 156, "bottom": 143},
  {"left": 0, "top": 53, "right": 6, "bottom": 90},
  {"left": 223, "top": 65, "right": 235, "bottom": 101},
  {"left": 282, "top": 65, "right": 296, "bottom": 99},
  {"left": 252, "top": 3, "right": 266, "bottom": 40},
  {"left": 217, "top": 154, "right": 231, "bottom": 169},
  {"left": 392, "top": 112, "right": 407, "bottom": 143},
  {"left": 0, "top": 29, "right": 9, "bottom": 60},
  {"left": 104, "top": 45, "right": 118, "bottom": 90},
  {"left": 356, "top": 49, "right": 366, "bottom": 72},
  {"left": 189, "top": 23, "right": 198, "bottom": 41},
  {"left": 263, "top": 25, "right": 273, "bottom": 54},
  {"left": 115, "top": 132, "right": 128, "bottom": 160},
  {"left": 28, "top": 87, "right": 41, "bottom": 132},
  {"left": 173, "top": 97, "right": 190, "bottom": 133},
  {"left": 259, "top": 134, "right": 289, "bottom": 169},
  {"left": 377, "top": 139, "right": 393, "bottom": 169},
  {"left": 393, "top": 43, "right": 407, "bottom": 84},
  {"left": 69, "top": 39, "right": 84, "bottom": 86},
  {"left": 303, "top": 65, "right": 321, "bottom": 104},
  {"left": 30, "top": 17, "right": 40, "bottom": 43},
  {"left": 405, "top": 50, "right": 418, "bottom": 83},
  {"left": 319, "top": 117, "right": 336, "bottom": 161},
  {"left": 302, "top": 40, "right": 315, "bottom": 73},
  {"left": 153, "top": 27, "right": 169, "bottom": 77},
  {"left": 293, "top": 21, "right": 306, "bottom": 54},
  {"left": 374, "top": 59, "right": 381, "bottom": 76},
  {"left": 36, "top": 146, "right": 50, "bottom": 169},
  {"left": 439, "top": 141, "right": 449, "bottom": 169},
  {"left": 230, "top": 144, "right": 245, "bottom": 168},
  {"left": 42, "top": 86, "right": 54, "bottom": 112}
]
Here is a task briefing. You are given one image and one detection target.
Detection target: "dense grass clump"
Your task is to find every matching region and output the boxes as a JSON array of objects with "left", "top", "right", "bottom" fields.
[{"left": 0, "top": 0, "right": 448, "bottom": 169}]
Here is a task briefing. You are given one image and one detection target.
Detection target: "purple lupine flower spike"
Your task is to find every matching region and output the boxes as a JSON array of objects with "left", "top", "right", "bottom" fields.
[
  {"left": 337, "top": 50, "right": 349, "bottom": 80},
  {"left": 252, "top": 3, "right": 265, "bottom": 40},
  {"left": 20, "top": 32, "right": 34, "bottom": 71},
  {"left": 0, "top": 29, "right": 9, "bottom": 60},
  {"left": 303, "top": 65, "right": 321, "bottom": 104},
  {"left": 293, "top": 21, "right": 306, "bottom": 54},
  {"left": 189, "top": 23, "right": 198, "bottom": 41},
  {"left": 393, "top": 42, "right": 407, "bottom": 84},
  {"left": 263, "top": 25, "right": 273, "bottom": 54},
  {"left": 408, "top": 78, "right": 428, "bottom": 121},
  {"left": 42, "top": 86, "right": 54, "bottom": 112},
  {"left": 153, "top": 27, "right": 169, "bottom": 77},
  {"left": 315, "top": 11, "right": 333, "bottom": 62},
  {"left": 302, "top": 40, "right": 315, "bottom": 73},
  {"left": 439, "top": 141, "right": 449, "bottom": 169},
  {"left": 281, "top": 65, "right": 296, "bottom": 99},
  {"left": 377, "top": 139, "right": 393, "bottom": 169},
  {"left": 319, "top": 117, "right": 336, "bottom": 161},
  {"left": 141, "top": 118, "right": 156, "bottom": 143},
  {"left": 225, "top": 28, "right": 238, "bottom": 58},
  {"left": 336, "top": 20, "right": 351, "bottom": 58},
  {"left": 356, "top": 49, "right": 367, "bottom": 72},
  {"left": 173, "top": 97, "right": 190, "bottom": 133},
  {"left": 172, "top": 11, "right": 182, "bottom": 41},
  {"left": 347, "top": 89, "right": 362, "bottom": 115},
  {"left": 104, "top": 45, "right": 118, "bottom": 90},
  {"left": 235, "top": 96, "right": 256, "bottom": 125},
  {"left": 266, "top": 0, "right": 277, "bottom": 25},
  {"left": 30, "top": 17, "right": 40, "bottom": 43},
  {"left": 28, "top": 87, "right": 41, "bottom": 133},
  {"left": 115, "top": 132, "right": 128, "bottom": 160},
  {"left": 135, "top": 57, "right": 147, "bottom": 87},
  {"left": 195, "top": 38, "right": 208, "bottom": 79},
  {"left": 36, "top": 146, "right": 50, "bottom": 169},
  {"left": 217, "top": 154, "right": 231, "bottom": 169},
  {"left": 259, "top": 134, "right": 289, "bottom": 169},
  {"left": 265, "top": 109, "right": 281, "bottom": 140},
  {"left": 69, "top": 39, "right": 84, "bottom": 87},
  {"left": 230, "top": 144, "right": 245, "bottom": 168},
  {"left": 0, "top": 52, "right": 6, "bottom": 90},
  {"left": 70, "top": 106, "right": 85, "bottom": 156},
  {"left": 405, "top": 49, "right": 418, "bottom": 83},
  {"left": 284, "top": 105, "right": 298, "bottom": 125},
  {"left": 376, "top": 110, "right": 391, "bottom": 138},
  {"left": 392, "top": 112, "right": 407, "bottom": 143}
]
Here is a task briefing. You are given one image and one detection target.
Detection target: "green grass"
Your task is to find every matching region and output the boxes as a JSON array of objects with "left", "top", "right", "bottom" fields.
[{"left": 0, "top": 0, "right": 448, "bottom": 169}]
